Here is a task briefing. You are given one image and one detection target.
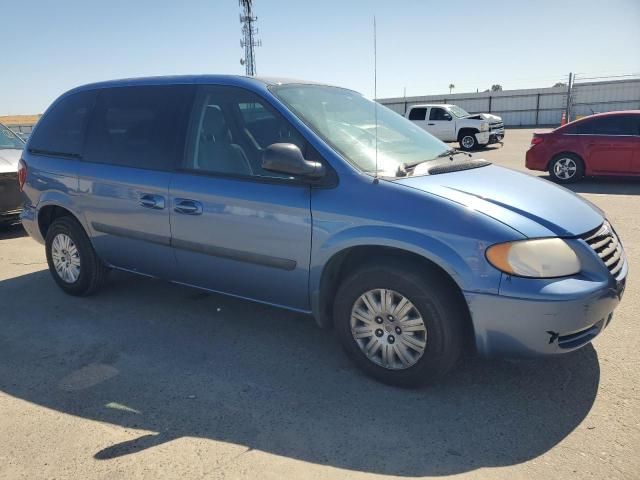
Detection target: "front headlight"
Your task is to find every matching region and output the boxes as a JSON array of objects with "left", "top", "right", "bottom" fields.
[
  {"left": 480, "top": 122, "right": 489, "bottom": 132},
  {"left": 486, "top": 238, "right": 581, "bottom": 278}
]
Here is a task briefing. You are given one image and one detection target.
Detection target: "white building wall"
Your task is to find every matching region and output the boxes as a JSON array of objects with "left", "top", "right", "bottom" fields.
[{"left": 378, "top": 79, "right": 640, "bottom": 126}]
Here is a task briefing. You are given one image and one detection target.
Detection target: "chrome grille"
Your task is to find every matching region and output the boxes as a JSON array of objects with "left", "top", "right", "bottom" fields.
[{"left": 583, "top": 222, "right": 625, "bottom": 278}]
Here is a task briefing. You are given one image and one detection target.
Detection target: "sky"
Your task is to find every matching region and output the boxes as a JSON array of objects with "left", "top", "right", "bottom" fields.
[{"left": 1, "top": 0, "right": 639, "bottom": 115}]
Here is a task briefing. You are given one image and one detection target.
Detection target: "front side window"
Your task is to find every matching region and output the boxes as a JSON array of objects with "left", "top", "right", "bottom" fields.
[
  {"left": 429, "top": 108, "right": 451, "bottom": 121},
  {"left": 185, "top": 86, "right": 306, "bottom": 178},
  {"left": 84, "top": 85, "right": 192, "bottom": 170},
  {"left": 271, "top": 85, "right": 450, "bottom": 176},
  {"left": 0, "top": 124, "right": 24, "bottom": 150},
  {"left": 29, "top": 91, "right": 95, "bottom": 156}
]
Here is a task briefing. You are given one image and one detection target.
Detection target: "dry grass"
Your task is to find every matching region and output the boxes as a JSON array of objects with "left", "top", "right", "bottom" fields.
[{"left": 0, "top": 114, "right": 41, "bottom": 126}]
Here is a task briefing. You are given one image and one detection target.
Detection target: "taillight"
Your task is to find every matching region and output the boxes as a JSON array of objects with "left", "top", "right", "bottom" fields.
[
  {"left": 17, "top": 159, "right": 27, "bottom": 191},
  {"left": 530, "top": 136, "right": 545, "bottom": 146}
]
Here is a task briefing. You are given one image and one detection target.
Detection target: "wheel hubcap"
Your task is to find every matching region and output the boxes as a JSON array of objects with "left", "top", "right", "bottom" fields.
[
  {"left": 554, "top": 158, "right": 577, "bottom": 179},
  {"left": 462, "top": 136, "right": 474, "bottom": 149},
  {"left": 51, "top": 233, "right": 81, "bottom": 283},
  {"left": 350, "top": 289, "right": 427, "bottom": 370}
]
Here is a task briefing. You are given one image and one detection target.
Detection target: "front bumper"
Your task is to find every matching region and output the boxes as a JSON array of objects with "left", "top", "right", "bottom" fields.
[
  {"left": 475, "top": 129, "right": 505, "bottom": 146},
  {"left": 0, "top": 208, "right": 22, "bottom": 225},
  {"left": 466, "top": 256, "right": 627, "bottom": 357},
  {"left": 0, "top": 172, "right": 23, "bottom": 223},
  {"left": 488, "top": 128, "right": 505, "bottom": 143}
]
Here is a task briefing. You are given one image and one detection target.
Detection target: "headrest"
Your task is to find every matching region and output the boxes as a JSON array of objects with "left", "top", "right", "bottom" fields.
[{"left": 201, "top": 106, "right": 230, "bottom": 143}]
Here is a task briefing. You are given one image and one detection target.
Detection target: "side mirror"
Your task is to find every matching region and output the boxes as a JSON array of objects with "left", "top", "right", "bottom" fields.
[
  {"left": 262, "top": 143, "right": 325, "bottom": 178},
  {"left": 444, "top": 113, "right": 453, "bottom": 121}
]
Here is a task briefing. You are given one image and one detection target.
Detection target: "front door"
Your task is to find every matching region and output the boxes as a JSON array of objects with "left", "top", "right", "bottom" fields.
[
  {"left": 169, "top": 85, "right": 313, "bottom": 310},
  {"left": 579, "top": 114, "right": 637, "bottom": 174},
  {"left": 427, "top": 107, "right": 456, "bottom": 141}
]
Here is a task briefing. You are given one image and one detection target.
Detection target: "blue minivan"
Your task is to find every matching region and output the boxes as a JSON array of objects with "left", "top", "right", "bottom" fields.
[{"left": 19, "top": 76, "right": 627, "bottom": 386}]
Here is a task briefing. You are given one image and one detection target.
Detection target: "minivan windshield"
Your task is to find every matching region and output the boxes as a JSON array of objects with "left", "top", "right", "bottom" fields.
[
  {"left": 0, "top": 124, "right": 25, "bottom": 150},
  {"left": 271, "top": 85, "right": 450, "bottom": 176},
  {"left": 448, "top": 105, "right": 470, "bottom": 118}
]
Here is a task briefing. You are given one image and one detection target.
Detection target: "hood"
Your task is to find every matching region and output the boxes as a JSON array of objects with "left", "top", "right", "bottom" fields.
[
  {"left": 0, "top": 149, "right": 22, "bottom": 174},
  {"left": 464, "top": 113, "right": 502, "bottom": 122},
  {"left": 394, "top": 164, "right": 603, "bottom": 238}
]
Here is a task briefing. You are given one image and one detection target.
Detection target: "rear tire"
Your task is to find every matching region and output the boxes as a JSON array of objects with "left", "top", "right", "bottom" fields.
[
  {"left": 45, "top": 216, "right": 109, "bottom": 296},
  {"left": 333, "top": 261, "right": 465, "bottom": 387},
  {"left": 548, "top": 153, "right": 584, "bottom": 183}
]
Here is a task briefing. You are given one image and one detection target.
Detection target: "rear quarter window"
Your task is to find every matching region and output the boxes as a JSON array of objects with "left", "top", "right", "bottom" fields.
[{"left": 29, "top": 90, "right": 96, "bottom": 157}]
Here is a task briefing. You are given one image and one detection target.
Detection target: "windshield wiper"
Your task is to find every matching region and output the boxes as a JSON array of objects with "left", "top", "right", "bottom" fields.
[{"left": 436, "top": 148, "right": 472, "bottom": 159}]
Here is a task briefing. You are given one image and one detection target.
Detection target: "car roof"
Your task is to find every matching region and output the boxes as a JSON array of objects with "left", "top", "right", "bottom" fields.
[
  {"left": 64, "top": 75, "right": 341, "bottom": 96},
  {"left": 556, "top": 110, "right": 640, "bottom": 131},
  {"left": 410, "top": 104, "right": 451, "bottom": 109},
  {"left": 576, "top": 110, "right": 640, "bottom": 119}
]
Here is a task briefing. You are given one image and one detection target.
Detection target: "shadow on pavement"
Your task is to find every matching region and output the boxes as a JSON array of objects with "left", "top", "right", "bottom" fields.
[
  {"left": 0, "top": 223, "right": 27, "bottom": 240},
  {"left": 0, "top": 270, "right": 600, "bottom": 476}
]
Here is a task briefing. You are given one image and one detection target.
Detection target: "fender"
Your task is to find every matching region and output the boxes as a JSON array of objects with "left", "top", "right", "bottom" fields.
[
  {"left": 309, "top": 224, "right": 503, "bottom": 323},
  {"left": 36, "top": 191, "right": 91, "bottom": 240}
]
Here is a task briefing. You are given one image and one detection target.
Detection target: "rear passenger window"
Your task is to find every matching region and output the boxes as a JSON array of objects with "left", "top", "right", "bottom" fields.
[
  {"left": 84, "top": 86, "right": 193, "bottom": 170},
  {"left": 577, "top": 116, "right": 637, "bottom": 136},
  {"left": 29, "top": 91, "right": 95, "bottom": 157},
  {"left": 408, "top": 107, "right": 427, "bottom": 121}
]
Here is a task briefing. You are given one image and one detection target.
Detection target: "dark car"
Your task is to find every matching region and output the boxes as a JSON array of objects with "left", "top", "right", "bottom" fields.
[
  {"left": 0, "top": 122, "right": 25, "bottom": 225},
  {"left": 526, "top": 111, "right": 640, "bottom": 183}
]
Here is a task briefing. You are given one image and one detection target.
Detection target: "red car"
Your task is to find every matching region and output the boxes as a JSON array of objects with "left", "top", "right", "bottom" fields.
[{"left": 526, "top": 111, "right": 640, "bottom": 183}]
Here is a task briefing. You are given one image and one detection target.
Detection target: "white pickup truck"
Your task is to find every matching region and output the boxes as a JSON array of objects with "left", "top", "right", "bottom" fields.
[{"left": 405, "top": 104, "right": 505, "bottom": 151}]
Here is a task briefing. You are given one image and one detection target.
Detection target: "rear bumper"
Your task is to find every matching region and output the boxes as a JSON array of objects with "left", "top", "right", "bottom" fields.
[
  {"left": 525, "top": 147, "right": 547, "bottom": 171},
  {"left": 20, "top": 204, "right": 44, "bottom": 243},
  {"left": 466, "top": 267, "right": 627, "bottom": 357}
]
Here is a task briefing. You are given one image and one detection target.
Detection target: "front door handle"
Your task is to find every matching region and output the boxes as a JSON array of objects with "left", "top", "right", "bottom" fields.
[
  {"left": 428, "top": 123, "right": 435, "bottom": 126},
  {"left": 139, "top": 193, "right": 165, "bottom": 210},
  {"left": 174, "top": 199, "right": 203, "bottom": 215}
]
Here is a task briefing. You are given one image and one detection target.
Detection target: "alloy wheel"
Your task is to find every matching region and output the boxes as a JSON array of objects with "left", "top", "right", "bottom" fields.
[{"left": 553, "top": 157, "right": 577, "bottom": 180}]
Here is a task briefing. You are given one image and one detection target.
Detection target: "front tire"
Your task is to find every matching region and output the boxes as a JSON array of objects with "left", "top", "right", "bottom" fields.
[
  {"left": 45, "top": 216, "right": 109, "bottom": 296},
  {"left": 459, "top": 132, "right": 478, "bottom": 151},
  {"left": 548, "top": 154, "right": 584, "bottom": 183},
  {"left": 333, "top": 262, "right": 465, "bottom": 387}
]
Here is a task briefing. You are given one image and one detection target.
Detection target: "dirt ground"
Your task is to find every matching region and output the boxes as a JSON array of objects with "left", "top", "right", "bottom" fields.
[{"left": 1, "top": 128, "right": 639, "bottom": 479}]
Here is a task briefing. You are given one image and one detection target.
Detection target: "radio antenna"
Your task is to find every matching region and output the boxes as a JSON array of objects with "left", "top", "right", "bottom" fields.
[{"left": 373, "top": 16, "right": 379, "bottom": 183}]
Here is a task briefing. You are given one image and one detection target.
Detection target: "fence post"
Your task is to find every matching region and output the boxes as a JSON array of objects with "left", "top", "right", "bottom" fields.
[
  {"left": 535, "top": 93, "right": 540, "bottom": 126},
  {"left": 565, "top": 72, "right": 573, "bottom": 122},
  {"left": 488, "top": 96, "right": 492, "bottom": 113}
]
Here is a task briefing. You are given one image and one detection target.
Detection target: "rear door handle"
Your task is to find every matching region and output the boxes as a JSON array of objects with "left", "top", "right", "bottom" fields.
[
  {"left": 428, "top": 123, "right": 435, "bottom": 126},
  {"left": 174, "top": 199, "right": 203, "bottom": 215},
  {"left": 139, "top": 193, "right": 165, "bottom": 210}
]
